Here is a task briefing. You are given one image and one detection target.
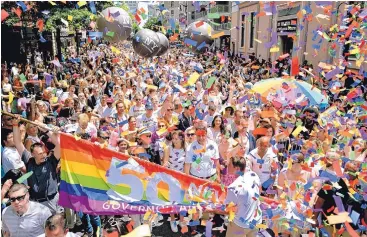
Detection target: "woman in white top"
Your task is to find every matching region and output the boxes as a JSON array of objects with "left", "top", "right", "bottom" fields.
[
  {"left": 276, "top": 153, "right": 313, "bottom": 237},
  {"left": 34, "top": 100, "right": 49, "bottom": 123},
  {"left": 1, "top": 76, "right": 12, "bottom": 112},
  {"left": 77, "top": 93, "right": 87, "bottom": 112},
  {"left": 163, "top": 130, "right": 186, "bottom": 233},
  {"left": 207, "top": 115, "right": 225, "bottom": 145},
  {"left": 24, "top": 123, "right": 41, "bottom": 151}
]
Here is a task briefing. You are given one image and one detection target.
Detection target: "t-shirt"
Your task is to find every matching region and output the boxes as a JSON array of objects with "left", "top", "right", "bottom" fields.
[
  {"left": 225, "top": 171, "right": 262, "bottom": 229},
  {"left": 2, "top": 147, "right": 25, "bottom": 174},
  {"left": 185, "top": 140, "right": 219, "bottom": 178},
  {"left": 22, "top": 150, "right": 59, "bottom": 200},
  {"left": 137, "top": 113, "right": 157, "bottom": 132},
  {"left": 168, "top": 147, "right": 186, "bottom": 172},
  {"left": 129, "top": 105, "right": 145, "bottom": 117},
  {"left": 246, "top": 148, "right": 277, "bottom": 185},
  {"left": 2, "top": 201, "right": 51, "bottom": 237},
  {"left": 95, "top": 104, "right": 116, "bottom": 118}
]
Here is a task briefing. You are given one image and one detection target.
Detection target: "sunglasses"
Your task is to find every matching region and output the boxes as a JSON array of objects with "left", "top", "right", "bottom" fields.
[
  {"left": 6, "top": 117, "right": 14, "bottom": 121},
  {"left": 187, "top": 133, "right": 195, "bottom": 137},
  {"left": 10, "top": 193, "right": 27, "bottom": 203},
  {"left": 167, "top": 109, "right": 173, "bottom": 111},
  {"left": 158, "top": 125, "right": 166, "bottom": 128}
]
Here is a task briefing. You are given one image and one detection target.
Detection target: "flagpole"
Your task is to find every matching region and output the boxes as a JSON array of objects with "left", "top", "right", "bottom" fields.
[{"left": 1, "top": 111, "right": 52, "bottom": 131}]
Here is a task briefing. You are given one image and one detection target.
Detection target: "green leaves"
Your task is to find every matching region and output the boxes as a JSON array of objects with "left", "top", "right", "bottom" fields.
[
  {"left": 45, "top": 8, "right": 94, "bottom": 31},
  {"left": 143, "top": 17, "right": 162, "bottom": 32}
]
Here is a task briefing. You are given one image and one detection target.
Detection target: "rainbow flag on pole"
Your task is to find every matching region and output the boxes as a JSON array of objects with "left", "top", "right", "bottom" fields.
[{"left": 59, "top": 133, "right": 226, "bottom": 215}]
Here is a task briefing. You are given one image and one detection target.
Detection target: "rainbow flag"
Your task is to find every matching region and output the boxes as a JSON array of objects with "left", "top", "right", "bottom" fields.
[{"left": 59, "top": 133, "right": 226, "bottom": 215}]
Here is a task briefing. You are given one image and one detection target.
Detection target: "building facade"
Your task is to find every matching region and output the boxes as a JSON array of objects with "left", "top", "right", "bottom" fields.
[
  {"left": 231, "top": 1, "right": 365, "bottom": 70},
  {"left": 125, "top": 1, "right": 138, "bottom": 13},
  {"left": 186, "top": 1, "right": 232, "bottom": 49}
]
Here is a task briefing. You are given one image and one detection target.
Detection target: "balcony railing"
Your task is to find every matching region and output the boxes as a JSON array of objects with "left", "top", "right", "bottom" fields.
[
  {"left": 191, "top": 10, "right": 207, "bottom": 20},
  {"left": 209, "top": 5, "right": 230, "bottom": 13},
  {"left": 190, "top": 4, "right": 230, "bottom": 21},
  {"left": 211, "top": 22, "right": 232, "bottom": 31}
]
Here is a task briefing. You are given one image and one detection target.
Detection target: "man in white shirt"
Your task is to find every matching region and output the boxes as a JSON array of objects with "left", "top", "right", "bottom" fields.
[
  {"left": 246, "top": 136, "right": 278, "bottom": 188},
  {"left": 2, "top": 184, "right": 52, "bottom": 237},
  {"left": 205, "top": 158, "right": 262, "bottom": 237},
  {"left": 225, "top": 161, "right": 262, "bottom": 237},
  {"left": 137, "top": 103, "right": 157, "bottom": 132},
  {"left": 37, "top": 214, "right": 79, "bottom": 237},
  {"left": 1, "top": 129, "right": 26, "bottom": 174},
  {"left": 95, "top": 96, "right": 116, "bottom": 118},
  {"left": 129, "top": 94, "right": 145, "bottom": 117},
  {"left": 184, "top": 125, "right": 221, "bottom": 182}
]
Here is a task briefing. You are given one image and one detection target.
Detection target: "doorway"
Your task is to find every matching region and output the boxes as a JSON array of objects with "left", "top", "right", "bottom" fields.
[{"left": 280, "top": 36, "right": 293, "bottom": 55}]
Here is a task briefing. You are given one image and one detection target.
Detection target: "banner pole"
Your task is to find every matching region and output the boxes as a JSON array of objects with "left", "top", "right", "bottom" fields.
[{"left": 1, "top": 111, "right": 52, "bottom": 131}]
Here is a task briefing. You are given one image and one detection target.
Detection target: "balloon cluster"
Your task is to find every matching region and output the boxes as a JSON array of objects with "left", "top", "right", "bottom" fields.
[
  {"left": 184, "top": 21, "right": 214, "bottom": 53},
  {"left": 97, "top": 7, "right": 132, "bottom": 42},
  {"left": 132, "top": 29, "right": 169, "bottom": 58}
]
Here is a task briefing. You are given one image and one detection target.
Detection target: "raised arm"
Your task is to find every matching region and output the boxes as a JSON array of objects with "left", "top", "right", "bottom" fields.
[
  {"left": 162, "top": 146, "right": 170, "bottom": 167},
  {"left": 37, "top": 124, "right": 61, "bottom": 160},
  {"left": 12, "top": 115, "right": 26, "bottom": 155}
]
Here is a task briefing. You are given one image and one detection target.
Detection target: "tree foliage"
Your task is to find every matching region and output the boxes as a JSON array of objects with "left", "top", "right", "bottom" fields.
[
  {"left": 1, "top": 1, "right": 129, "bottom": 31},
  {"left": 44, "top": 9, "right": 94, "bottom": 31},
  {"left": 143, "top": 17, "right": 162, "bottom": 32}
]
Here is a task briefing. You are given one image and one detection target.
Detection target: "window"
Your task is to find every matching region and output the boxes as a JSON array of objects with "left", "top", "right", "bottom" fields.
[
  {"left": 171, "top": 2, "right": 174, "bottom": 7},
  {"left": 171, "top": 10, "right": 174, "bottom": 16},
  {"left": 241, "top": 15, "right": 245, "bottom": 47},
  {"left": 249, "top": 12, "right": 255, "bottom": 48}
]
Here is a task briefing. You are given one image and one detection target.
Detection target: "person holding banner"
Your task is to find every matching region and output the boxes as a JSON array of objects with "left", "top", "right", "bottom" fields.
[
  {"left": 184, "top": 125, "right": 221, "bottom": 183},
  {"left": 162, "top": 130, "right": 186, "bottom": 233},
  {"left": 12, "top": 115, "right": 62, "bottom": 215}
]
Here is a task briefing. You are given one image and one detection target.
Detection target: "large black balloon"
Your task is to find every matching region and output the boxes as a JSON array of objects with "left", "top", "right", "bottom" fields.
[
  {"left": 155, "top": 32, "right": 169, "bottom": 57},
  {"left": 97, "top": 7, "right": 132, "bottom": 42},
  {"left": 184, "top": 21, "right": 214, "bottom": 53},
  {"left": 132, "top": 29, "right": 161, "bottom": 58}
]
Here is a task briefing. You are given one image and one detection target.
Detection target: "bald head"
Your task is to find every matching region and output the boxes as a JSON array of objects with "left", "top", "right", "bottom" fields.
[{"left": 257, "top": 136, "right": 271, "bottom": 147}]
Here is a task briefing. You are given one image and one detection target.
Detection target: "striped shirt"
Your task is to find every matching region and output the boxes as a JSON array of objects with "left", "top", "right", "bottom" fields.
[{"left": 2, "top": 201, "right": 52, "bottom": 237}]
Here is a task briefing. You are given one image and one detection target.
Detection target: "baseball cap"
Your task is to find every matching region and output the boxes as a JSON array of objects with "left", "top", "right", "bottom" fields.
[
  {"left": 145, "top": 103, "right": 153, "bottom": 110},
  {"left": 106, "top": 98, "right": 114, "bottom": 104}
]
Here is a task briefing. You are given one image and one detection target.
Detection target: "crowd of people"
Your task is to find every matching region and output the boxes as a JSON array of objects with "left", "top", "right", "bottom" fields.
[{"left": 1, "top": 35, "right": 367, "bottom": 237}]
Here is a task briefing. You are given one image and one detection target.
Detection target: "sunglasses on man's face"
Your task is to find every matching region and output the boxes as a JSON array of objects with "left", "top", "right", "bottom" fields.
[
  {"left": 186, "top": 133, "right": 195, "bottom": 137},
  {"left": 5, "top": 117, "right": 14, "bottom": 121},
  {"left": 9, "top": 193, "right": 27, "bottom": 203}
]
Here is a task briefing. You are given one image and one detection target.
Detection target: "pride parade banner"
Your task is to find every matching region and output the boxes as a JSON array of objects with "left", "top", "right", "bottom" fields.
[{"left": 59, "top": 133, "right": 227, "bottom": 215}]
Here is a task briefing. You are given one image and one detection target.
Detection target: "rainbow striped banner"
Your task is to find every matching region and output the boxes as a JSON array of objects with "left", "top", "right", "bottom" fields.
[{"left": 59, "top": 133, "right": 227, "bottom": 215}]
